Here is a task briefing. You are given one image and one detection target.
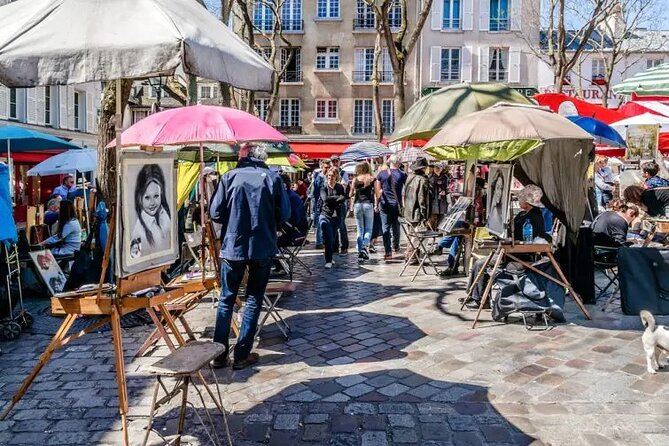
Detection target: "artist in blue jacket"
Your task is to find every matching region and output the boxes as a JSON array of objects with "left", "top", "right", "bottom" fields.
[{"left": 209, "top": 143, "right": 290, "bottom": 370}]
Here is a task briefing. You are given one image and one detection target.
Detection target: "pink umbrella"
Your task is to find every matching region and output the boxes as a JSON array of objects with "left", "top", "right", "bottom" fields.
[{"left": 108, "top": 105, "right": 287, "bottom": 147}]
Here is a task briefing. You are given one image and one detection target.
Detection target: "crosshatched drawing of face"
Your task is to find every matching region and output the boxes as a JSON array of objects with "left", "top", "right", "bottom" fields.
[{"left": 142, "top": 181, "right": 162, "bottom": 217}]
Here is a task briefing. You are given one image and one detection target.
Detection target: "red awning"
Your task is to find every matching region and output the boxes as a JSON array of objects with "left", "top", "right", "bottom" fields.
[
  {"left": 290, "top": 142, "right": 350, "bottom": 159},
  {"left": 534, "top": 93, "right": 627, "bottom": 124},
  {"left": 5, "top": 151, "right": 62, "bottom": 164}
]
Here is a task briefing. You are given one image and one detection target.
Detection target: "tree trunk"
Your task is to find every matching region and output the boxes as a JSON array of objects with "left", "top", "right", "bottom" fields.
[
  {"left": 372, "top": 32, "right": 384, "bottom": 141},
  {"left": 188, "top": 74, "right": 198, "bottom": 105},
  {"left": 393, "top": 66, "right": 406, "bottom": 119},
  {"left": 96, "top": 80, "right": 133, "bottom": 204}
]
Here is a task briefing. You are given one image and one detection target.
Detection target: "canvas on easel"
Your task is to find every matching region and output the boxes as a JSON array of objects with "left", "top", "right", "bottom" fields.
[
  {"left": 437, "top": 196, "right": 472, "bottom": 233},
  {"left": 485, "top": 164, "right": 513, "bottom": 238}
]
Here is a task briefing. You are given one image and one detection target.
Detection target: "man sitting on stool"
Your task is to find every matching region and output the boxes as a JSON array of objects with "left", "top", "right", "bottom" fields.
[{"left": 592, "top": 202, "right": 638, "bottom": 248}]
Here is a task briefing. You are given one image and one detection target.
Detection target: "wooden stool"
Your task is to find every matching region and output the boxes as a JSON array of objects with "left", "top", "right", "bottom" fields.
[{"left": 142, "top": 341, "right": 230, "bottom": 446}]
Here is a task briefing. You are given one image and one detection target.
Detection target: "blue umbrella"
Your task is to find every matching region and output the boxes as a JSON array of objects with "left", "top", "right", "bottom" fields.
[
  {"left": 566, "top": 116, "right": 626, "bottom": 148},
  {"left": 0, "top": 163, "right": 17, "bottom": 244},
  {"left": 0, "top": 126, "right": 82, "bottom": 157}
]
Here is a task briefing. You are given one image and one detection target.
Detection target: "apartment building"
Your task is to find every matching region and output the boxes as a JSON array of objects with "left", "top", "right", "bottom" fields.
[
  {"left": 246, "top": 0, "right": 419, "bottom": 156},
  {"left": 419, "top": 0, "right": 539, "bottom": 96}
]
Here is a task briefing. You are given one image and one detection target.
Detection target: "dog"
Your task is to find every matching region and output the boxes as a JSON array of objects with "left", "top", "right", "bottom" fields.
[{"left": 640, "top": 310, "right": 669, "bottom": 374}]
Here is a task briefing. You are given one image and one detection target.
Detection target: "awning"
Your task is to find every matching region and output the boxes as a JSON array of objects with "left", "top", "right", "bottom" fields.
[
  {"left": 290, "top": 142, "right": 350, "bottom": 159},
  {"left": 4, "top": 151, "right": 62, "bottom": 164},
  {"left": 618, "top": 100, "right": 669, "bottom": 118},
  {"left": 534, "top": 93, "right": 627, "bottom": 124}
]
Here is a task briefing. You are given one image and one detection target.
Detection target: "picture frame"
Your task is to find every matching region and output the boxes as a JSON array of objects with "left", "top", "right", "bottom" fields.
[
  {"left": 29, "top": 249, "right": 67, "bottom": 295},
  {"left": 118, "top": 150, "right": 178, "bottom": 277},
  {"left": 485, "top": 164, "right": 513, "bottom": 238}
]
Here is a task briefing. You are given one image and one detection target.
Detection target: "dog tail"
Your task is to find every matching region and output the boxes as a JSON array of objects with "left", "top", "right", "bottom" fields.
[{"left": 640, "top": 310, "right": 656, "bottom": 332}]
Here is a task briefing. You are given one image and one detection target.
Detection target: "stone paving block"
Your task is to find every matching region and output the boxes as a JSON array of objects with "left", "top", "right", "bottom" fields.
[
  {"left": 273, "top": 413, "right": 300, "bottom": 430},
  {"left": 329, "top": 433, "right": 361, "bottom": 446},
  {"left": 344, "top": 383, "right": 375, "bottom": 398},
  {"left": 378, "top": 383, "right": 410, "bottom": 397},
  {"left": 361, "top": 430, "right": 388, "bottom": 446},
  {"left": 388, "top": 414, "right": 415, "bottom": 428},
  {"left": 331, "top": 414, "right": 360, "bottom": 433},
  {"left": 392, "top": 428, "right": 419, "bottom": 443},
  {"left": 345, "top": 403, "right": 376, "bottom": 415},
  {"left": 304, "top": 413, "right": 329, "bottom": 424}
]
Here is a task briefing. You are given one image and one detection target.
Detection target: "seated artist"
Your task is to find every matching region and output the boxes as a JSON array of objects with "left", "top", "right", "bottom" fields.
[
  {"left": 432, "top": 221, "right": 467, "bottom": 275},
  {"left": 44, "top": 197, "right": 61, "bottom": 233},
  {"left": 623, "top": 185, "right": 669, "bottom": 218},
  {"left": 465, "top": 185, "right": 550, "bottom": 309},
  {"left": 642, "top": 161, "right": 669, "bottom": 189},
  {"left": 278, "top": 175, "right": 308, "bottom": 247},
  {"left": 592, "top": 201, "right": 639, "bottom": 248}
]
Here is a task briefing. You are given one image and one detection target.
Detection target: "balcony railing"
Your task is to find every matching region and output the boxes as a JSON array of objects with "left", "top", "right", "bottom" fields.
[
  {"left": 253, "top": 19, "right": 304, "bottom": 32},
  {"left": 440, "top": 70, "right": 460, "bottom": 82},
  {"left": 351, "top": 124, "right": 375, "bottom": 135},
  {"left": 489, "top": 70, "right": 508, "bottom": 82},
  {"left": 353, "top": 17, "right": 375, "bottom": 29},
  {"left": 281, "top": 70, "right": 303, "bottom": 83},
  {"left": 489, "top": 17, "right": 510, "bottom": 32},
  {"left": 352, "top": 71, "right": 394, "bottom": 83},
  {"left": 276, "top": 125, "right": 302, "bottom": 134},
  {"left": 442, "top": 18, "right": 461, "bottom": 29},
  {"left": 591, "top": 74, "right": 607, "bottom": 85}
]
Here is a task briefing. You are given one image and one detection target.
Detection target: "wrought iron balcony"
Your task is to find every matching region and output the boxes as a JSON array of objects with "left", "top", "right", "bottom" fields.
[
  {"left": 253, "top": 19, "right": 304, "bottom": 32},
  {"left": 282, "top": 19, "right": 304, "bottom": 32},
  {"left": 281, "top": 70, "right": 303, "bottom": 83},
  {"left": 276, "top": 125, "right": 302, "bottom": 134},
  {"left": 489, "top": 17, "right": 510, "bottom": 32},
  {"left": 353, "top": 18, "right": 375, "bottom": 30},
  {"left": 352, "top": 71, "right": 394, "bottom": 83}
]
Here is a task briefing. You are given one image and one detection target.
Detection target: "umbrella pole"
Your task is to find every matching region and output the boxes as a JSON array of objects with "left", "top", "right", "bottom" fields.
[
  {"left": 7, "top": 139, "right": 11, "bottom": 202},
  {"left": 80, "top": 171, "right": 90, "bottom": 234},
  {"left": 199, "top": 142, "right": 206, "bottom": 280}
]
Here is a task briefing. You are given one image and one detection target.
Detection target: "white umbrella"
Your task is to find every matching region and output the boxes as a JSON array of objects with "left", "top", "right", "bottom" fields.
[
  {"left": 27, "top": 149, "right": 97, "bottom": 176},
  {"left": 0, "top": 0, "right": 273, "bottom": 90},
  {"left": 610, "top": 113, "right": 669, "bottom": 140}
]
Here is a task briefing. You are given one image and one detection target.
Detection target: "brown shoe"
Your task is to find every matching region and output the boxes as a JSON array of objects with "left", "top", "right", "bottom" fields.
[{"left": 232, "top": 352, "right": 260, "bottom": 370}]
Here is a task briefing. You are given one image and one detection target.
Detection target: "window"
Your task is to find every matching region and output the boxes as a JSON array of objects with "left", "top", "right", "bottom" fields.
[
  {"left": 317, "top": 0, "right": 339, "bottom": 18},
  {"left": 280, "top": 99, "right": 300, "bottom": 127},
  {"left": 315, "top": 99, "right": 338, "bottom": 121},
  {"left": 146, "top": 85, "right": 157, "bottom": 98},
  {"left": 353, "top": 48, "right": 374, "bottom": 82},
  {"left": 253, "top": 2, "right": 273, "bottom": 31},
  {"left": 316, "top": 47, "right": 340, "bottom": 70},
  {"left": 44, "top": 86, "right": 51, "bottom": 125},
  {"left": 256, "top": 47, "right": 272, "bottom": 62},
  {"left": 254, "top": 98, "right": 271, "bottom": 122},
  {"left": 647, "top": 58, "right": 664, "bottom": 69},
  {"left": 9, "top": 88, "right": 17, "bottom": 119},
  {"left": 443, "top": 0, "right": 461, "bottom": 29},
  {"left": 489, "top": 0, "right": 509, "bottom": 31},
  {"left": 132, "top": 109, "right": 149, "bottom": 124},
  {"left": 280, "top": 47, "right": 302, "bottom": 82},
  {"left": 199, "top": 85, "right": 212, "bottom": 99},
  {"left": 281, "top": 0, "right": 303, "bottom": 31},
  {"left": 388, "top": 1, "right": 402, "bottom": 28},
  {"left": 382, "top": 99, "right": 395, "bottom": 133},
  {"left": 440, "top": 48, "right": 461, "bottom": 81},
  {"left": 73, "top": 91, "right": 80, "bottom": 130},
  {"left": 489, "top": 48, "right": 508, "bottom": 81},
  {"left": 591, "top": 58, "right": 606, "bottom": 83},
  {"left": 355, "top": 0, "right": 375, "bottom": 29},
  {"left": 353, "top": 99, "right": 374, "bottom": 134}
]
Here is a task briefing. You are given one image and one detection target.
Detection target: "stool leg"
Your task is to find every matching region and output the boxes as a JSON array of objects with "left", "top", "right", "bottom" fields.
[
  {"left": 141, "top": 379, "right": 161, "bottom": 446},
  {"left": 175, "top": 377, "right": 190, "bottom": 446}
]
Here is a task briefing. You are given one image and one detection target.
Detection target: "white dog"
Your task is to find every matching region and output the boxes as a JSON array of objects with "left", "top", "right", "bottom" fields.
[{"left": 640, "top": 310, "right": 669, "bottom": 374}]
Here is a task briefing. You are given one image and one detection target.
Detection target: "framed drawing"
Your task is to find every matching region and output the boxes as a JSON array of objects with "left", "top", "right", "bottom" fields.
[
  {"left": 118, "top": 151, "right": 178, "bottom": 277},
  {"left": 485, "top": 164, "right": 513, "bottom": 238},
  {"left": 30, "top": 250, "right": 67, "bottom": 295}
]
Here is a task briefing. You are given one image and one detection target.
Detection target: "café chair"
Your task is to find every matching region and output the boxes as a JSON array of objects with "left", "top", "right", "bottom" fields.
[{"left": 593, "top": 245, "right": 620, "bottom": 311}]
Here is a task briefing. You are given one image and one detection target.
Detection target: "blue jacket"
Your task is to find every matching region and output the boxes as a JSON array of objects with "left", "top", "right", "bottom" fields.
[{"left": 210, "top": 157, "right": 290, "bottom": 261}]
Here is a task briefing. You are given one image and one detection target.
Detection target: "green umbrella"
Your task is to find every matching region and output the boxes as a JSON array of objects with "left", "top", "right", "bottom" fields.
[
  {"left": 389, "top": 83, "right": 532, "bottom": 142},
  {"left": 612, "top": 63, "right": 669, "bottom": 96}
]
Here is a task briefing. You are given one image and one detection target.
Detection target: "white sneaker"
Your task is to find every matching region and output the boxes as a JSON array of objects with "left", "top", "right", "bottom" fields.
[{"left": 324, "top": 262, "right": 333, "bottom": 269}]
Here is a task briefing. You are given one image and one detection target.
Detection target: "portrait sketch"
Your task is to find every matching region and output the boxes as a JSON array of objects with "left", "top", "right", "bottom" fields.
[
  {"left": 30, "top": 250, "right": 66, "bottom": 295},
  {"left": 119, "top": 151, "right": 177, "bottom": 277},
  {"left": 486, "top": 164, "right": 513, "bottom": 238}
]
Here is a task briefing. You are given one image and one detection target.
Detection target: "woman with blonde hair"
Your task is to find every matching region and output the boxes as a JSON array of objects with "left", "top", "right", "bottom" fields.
[{"left": 350, "top": 161, "right": 377, "bottom": 262}]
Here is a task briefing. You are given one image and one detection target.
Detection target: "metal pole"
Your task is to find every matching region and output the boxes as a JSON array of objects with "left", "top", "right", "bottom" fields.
[
  {"left": 79, "top": 170, "right": 90, "bottom": 234},
  {"left": 199, "top": 142, "right": 206, "bottom": 278},
  {"left": 7, "top": 139, "right": 12, "bottom": 201},
  {"left": 113, "top": 78, "right": 123, "bottom": 283}
]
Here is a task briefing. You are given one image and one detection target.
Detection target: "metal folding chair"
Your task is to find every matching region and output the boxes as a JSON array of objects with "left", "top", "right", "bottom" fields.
[
  {"left": 399, "top": 217, "right": 440, "bottom": 282},
  {"left": 594, "top": 245, "right": 620, "bottom": 311},
  {"left": 256, "top": 281, "right": 296, "bottom": 340},
  {"left": 277, "top": 222, "right": 312, "bottom": 281}
]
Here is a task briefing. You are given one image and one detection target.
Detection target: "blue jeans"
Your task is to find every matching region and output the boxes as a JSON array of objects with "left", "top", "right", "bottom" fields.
[
  {"left": 337, "top": 202, "right": 349, "bottom": 252},
  {"left": 319, "top": 214, "right": 339, "bottom": 263},
  {"left": 380, "top": 204, "right": 401, "bottom": 255},
  {"left": 213, "top": 258, "right": 272, "bottom": 361},
  {"left": 354, "top": 202, "right": 374, "bottom": 252},
  {"left": 312, "top": 201, "right": 323, "bottom": 245},
  {"left": 438, "top": 236, "right": 461, "bottom": 268}
]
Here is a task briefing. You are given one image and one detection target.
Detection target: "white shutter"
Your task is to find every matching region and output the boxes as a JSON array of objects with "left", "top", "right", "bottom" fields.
[
  {"left": 509, "top": 47, "right": 521, "bottom": 83},
  {"left": 479, "top": 46, "right": 490, "bottom": 81},
  {"left": 36, "top": 87, "right": 45, "bottom": 126},
  {"left": 430, "top": 46, "right": 442, "bottom": 82},
  {"left": 0, "top": 85, "right": 8, "bottom": 119},
  {"left": 510, "top": 0, "right": 522, "bottom": 31},
  {"left": 354, "top": 48, "right": 364, "bottom": 74},
  {"left": 431, "top": 0, "right": 443, "bottom": 30},
  {"left": 26, "top": 88, "right": 36, "bottom": 124},
  {"left": 382, "top": 49, "right": 392, "bottom": 74},
  {"left": 67, "top": 86, "right": 75, "bottom": 129},
  {"left": 462, "top": 0, "right": 474, "bottom": 30},
  {"left": 479, "top": 0, "right": 490, "bottom": 31},
  {"left": 461, "top": 46, "right": 473, "bottom": 82},
  {"left": 86, "top": 91, "right": 96, "bottom": 133},
  {"left": 59, "top": 86, "right": 68, "bottom": 129}
]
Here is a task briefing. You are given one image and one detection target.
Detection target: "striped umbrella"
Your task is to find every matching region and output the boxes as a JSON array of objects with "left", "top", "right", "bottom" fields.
[
  {"left": 340, "top": 141, "right": 391, "bottom": 162},
  {"left": 612, "top": 63, "right": 669, "bottom": 96},
  {"left": 397, "top": 147, "right": 436, "bottom": 163}
]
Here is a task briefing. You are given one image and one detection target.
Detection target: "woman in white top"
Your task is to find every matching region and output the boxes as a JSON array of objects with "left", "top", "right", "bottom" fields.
[{"left": 131, "top": 164, "right": 171, "bottom": 258}]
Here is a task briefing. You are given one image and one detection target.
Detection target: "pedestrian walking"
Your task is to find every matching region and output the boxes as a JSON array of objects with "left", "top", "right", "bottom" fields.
[
  {"left": 319, "top": 168, "right": 347, "bottom": 268},
  {"left": 350, "top": 161, "right": 376, "bottom": 262},
  {"left": 428, "top": 162, "right": 449, "bottom": 229},
  {"left": 402, "top": 157, "right": 430, "bottom": 263},
  {"left": 375, "top": 155, "right": 406, "bottom": 261},
  {"left": 311, "top": 159, "right": 331, "bottom": 249},
  {"left": 330, "top": 155, "right": 350, "bottom": 254},
  {"left": 209, "top": 143, "right": 290, "bottom": 370}
]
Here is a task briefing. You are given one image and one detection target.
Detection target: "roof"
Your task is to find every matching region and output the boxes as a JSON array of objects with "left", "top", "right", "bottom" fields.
[{"left": 540, "top": 28, "right": 669, "bottom": 53}]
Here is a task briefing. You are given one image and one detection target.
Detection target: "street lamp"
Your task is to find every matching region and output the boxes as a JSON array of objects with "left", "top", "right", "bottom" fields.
[{"left": 147, "top": 76, "right": 165, "bottom": 113}]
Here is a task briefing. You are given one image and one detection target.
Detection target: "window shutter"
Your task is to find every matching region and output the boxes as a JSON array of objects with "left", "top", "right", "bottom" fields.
[
  {"left": 382, "top": 48, "right": 392, "bottom": 75},
  {"left": 479, "top": 46, "right": 490, "bottom": 81},
  {"left": 509, "top": 48, "right": 521, "bottom": 83},
  {"left": 59, "top": 86, "right": 68, "bottom": 129},
  {"left": 354, "top": 48, "right": 364, "bottom": 73},
  {"left": 86, "top": 91, "right": 96, "bottom": 133},
  {"left": 26, "top": 88, "right": 36, "bottom": 124},
  {"left": 0, "top": 85, "right": 7, "bottom": 119},
  {"left": 479, "top": 0, "right": 490, "bottom": 31},
  {"left": 461, "top": 46, "right": 473, "bottom": 82},
  {"left": 510, "top": 0, "right": 522, "bottom": 31},
  {"left": 431, "top": 0, "right": 443, "bottom": 30},
  {"left": 35, "top": 87, "right": 45, "bottom": 126},
  {"left": 67, "top": 87, "right": 75, "bottom": 129},
  {"left": 462, "top": 0, "right": 474, "bottom": 30},
  {"left": 430, "top": 46, "right": 442, "bottom": 82}
]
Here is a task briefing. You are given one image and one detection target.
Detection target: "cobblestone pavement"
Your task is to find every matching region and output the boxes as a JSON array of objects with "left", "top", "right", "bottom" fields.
[{"left": 1, "top": 232, "right": 669, "bottom": 445}]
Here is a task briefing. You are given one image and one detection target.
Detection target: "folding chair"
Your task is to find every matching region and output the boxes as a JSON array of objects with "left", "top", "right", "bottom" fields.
[
  {"left": 594, "top": 245, "right": 620, "bottom": 311},
  {"left": 277, "top": 222, "right": 312, "bottom": 281},
  {"left": 399, "top": 217, "right": 440, "bottom": 282},
  {"left": 256, "top": 281, "right": 296, "bottom": 340}
]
